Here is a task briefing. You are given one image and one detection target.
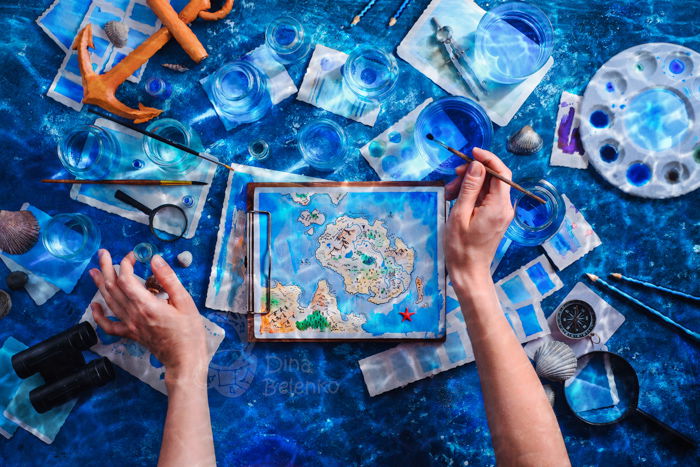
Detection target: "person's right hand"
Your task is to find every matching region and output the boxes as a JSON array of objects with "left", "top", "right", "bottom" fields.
[
  {"left": 89, "top": 249, "right": 209, "bottom": 382},
  {"left": 444, "top": 148, "right": 514, "bottom": 289}
]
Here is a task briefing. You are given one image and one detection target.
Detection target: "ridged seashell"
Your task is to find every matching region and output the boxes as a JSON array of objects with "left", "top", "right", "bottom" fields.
[
  {"left": 0, "top": 210, "right": 39, "bottom": 255},
  {"left": 162, "top": 63, "right": 190, "bottom": 73},
  {"left": 507, "top": 125, "right": 543, "bottom": 155},
  {"left": 534, "top": 341, "right": 577, "bottom": 382},
  {"left": 542, "top": 384, "right": 555, "bottom": 407},
  {"left": 104, "top": 21, "right": 128, "bottom": 48},
  {"left": 0, "top": 290, "right": 11, "bottom": 319},
  {"left": 177, "top": 251, "right": 192, "bottom": 268}
]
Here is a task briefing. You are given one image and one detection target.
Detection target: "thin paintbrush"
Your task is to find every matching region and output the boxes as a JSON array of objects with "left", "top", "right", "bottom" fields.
[
  {"left": 88, "top": 108, "right": 235, "bottom": 172},
  {"left": 610, "top": 273, "right": 700, "bottom": 304},
  {"left": 586, "top": 273, "right": 699, "bottom": 344},
  {"left": 425, "top": 134, "right": 546, "bottom": 204},
  {"left": 41, "top": 179, "right": 207, "bottom": 186}
]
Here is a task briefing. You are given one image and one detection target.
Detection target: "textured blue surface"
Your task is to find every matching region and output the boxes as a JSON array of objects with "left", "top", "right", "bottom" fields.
[{"left": 0, "top": 0, "right": 698, "bottom": 465}]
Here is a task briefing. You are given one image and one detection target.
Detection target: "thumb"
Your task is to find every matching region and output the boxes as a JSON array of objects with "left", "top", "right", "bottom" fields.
[{"left": 453, "top": 161, "right": 486, "bottom": 218}]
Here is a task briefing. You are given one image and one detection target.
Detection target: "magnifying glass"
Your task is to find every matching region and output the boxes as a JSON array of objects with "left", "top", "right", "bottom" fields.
[
  {"left": 114, "top": 190, "right": 188, "bottom": 242},
  {"left": 564, "top": 351, "right": 695, "bottom": 447}
]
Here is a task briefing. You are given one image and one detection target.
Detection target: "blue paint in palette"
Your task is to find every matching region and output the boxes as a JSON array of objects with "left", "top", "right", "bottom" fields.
[
  {"left": 526, "top": 262, "right": 556, "bottom": 295},
  {"left": 501, "top": 276, "right": 531, "bottom": 304},
  {"left": 516, "top": 304, "right": 543, "bottom": 336},
  {"left": 415, "top": 345, "right": 441, "bottom": 372},
  {"left": 627, "top": 162, "right": 652, "bottom": 186},
  {"left": 623, "top": 88, "right": 689, "bottom": 151},
  {"left": 590, "top": 110, "right": 610, "bottom": 128},
  {"left": 669, "top": 58, "right": 686, "bottom": 74},
  {"left": 600, "top": 144, "right": 618, "bottom": 162},
  {"left": 444, "top": 332, "right": 468, "bottom": 363}
]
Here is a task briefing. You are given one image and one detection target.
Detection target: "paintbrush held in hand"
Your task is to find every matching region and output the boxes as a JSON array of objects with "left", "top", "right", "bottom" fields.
[{"left": 425, "top": 134, "right": 546, "bottom": 204}]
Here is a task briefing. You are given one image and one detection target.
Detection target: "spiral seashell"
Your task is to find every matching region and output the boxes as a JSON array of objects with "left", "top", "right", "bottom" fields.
[
  {"left": 534, "top": 340, "right": 577, "bottom": 382},
  {"left": 0, "top": 210, "right": 40, "bottom": 255},
  {"left": 104, "top": 21, "right": 128, "bottom": 48},
  {"left": 162, "top": 63, "right": 190, "bottom": 73},
  {"left": 507, "top": 125, "right": 543, "bottom": 155}
]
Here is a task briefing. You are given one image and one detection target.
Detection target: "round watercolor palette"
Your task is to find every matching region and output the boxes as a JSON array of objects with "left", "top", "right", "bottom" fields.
[{"left": 580, "top": 43, "right": 700, "bottom": 199}]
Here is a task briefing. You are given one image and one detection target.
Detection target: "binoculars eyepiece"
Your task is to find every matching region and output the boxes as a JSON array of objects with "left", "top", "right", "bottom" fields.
[{"left": 11, "top": 322, "right": 115, "bottom": 413}]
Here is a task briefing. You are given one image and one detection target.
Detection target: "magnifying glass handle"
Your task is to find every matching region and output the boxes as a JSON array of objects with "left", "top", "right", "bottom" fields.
[
  {"left": 115, "top": 190, "right": 153, "bottom": 216},
  {"left": 636, "top": 408, "right": 696, "bottom": 447}
]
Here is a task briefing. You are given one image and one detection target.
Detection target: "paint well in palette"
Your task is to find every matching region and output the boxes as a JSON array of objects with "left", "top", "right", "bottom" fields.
[
  {"left": 622, "top": 87, "right": 689, "bottom": 152},
  {"left": 516, "top": 304, "right": 543, "bottom": 336},
  {"left": 501, "top": 276, "right": 531, "bottom": 304},
  {"left": 626, "top": 162, "right": 652, "bottom": 186},
  {"left": 600, "top": 144, "right": 619, "bottom": 162},
  {"left": 590, "top": 110, "right": 610, "bottom": 128},
  {"left": 526, "top": 262, "right": 556, "bottom": 295},
  {"left": 669, "top": 58, "right": 686, "bottom": 74}
]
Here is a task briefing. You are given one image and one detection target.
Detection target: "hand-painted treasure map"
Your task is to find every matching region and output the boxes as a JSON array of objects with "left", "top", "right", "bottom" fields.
[{"left": 248, "top": 182, "right": 446, "bottom": 341}]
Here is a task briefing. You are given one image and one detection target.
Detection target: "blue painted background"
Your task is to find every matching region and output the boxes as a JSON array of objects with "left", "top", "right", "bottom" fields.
[{"left": 0, "top": 0, "right": 698, "bottom": 465}]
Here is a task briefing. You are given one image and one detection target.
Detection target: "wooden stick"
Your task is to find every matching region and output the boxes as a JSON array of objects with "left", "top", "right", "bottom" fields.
[
  {"left": 88, "top": 108, "right": 235, "bottom": 172},
  {"left": 586, "top": 273, "right": 699, "bottom": 344},
  {"left": 41, "top": 179, "right": 207, "bottom": 186},
  {"left": 425, "top": 134, "right": 546, "bottom": 204},
  {"left": 610, "top": 273, "right": 700, "bottom": 304}
]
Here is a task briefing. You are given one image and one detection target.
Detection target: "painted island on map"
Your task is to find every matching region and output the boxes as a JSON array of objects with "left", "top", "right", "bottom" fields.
[{"left": 250, "top": 183, "right": 446, "bottom": 341}]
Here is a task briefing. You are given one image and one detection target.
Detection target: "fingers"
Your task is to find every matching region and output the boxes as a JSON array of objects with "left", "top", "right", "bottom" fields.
[
  {"left": 89, "top": 267, "right": 130, "bottom": 322},
  {"left": 118, "top": 252, "right": 156, "bottom": 304},
  {"left": 452, "top": 161, "right": 486, "bottom": 220},
  {"left": 446, "top": 165, "right": 468, "bottom": 201},
  {"left": 151, "top": 254, "right": 194, "bottom": 310},
  {"left": 91, "top": 302, "right": 129, "bottom": 338},
  {"left": 472, "top": 148, "right": 513, "bottom": 201}
]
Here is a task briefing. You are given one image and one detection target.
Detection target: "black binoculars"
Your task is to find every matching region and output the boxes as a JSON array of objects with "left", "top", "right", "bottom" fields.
[{"left": 11, "top": 322, "right": 115, "bottom": 413}]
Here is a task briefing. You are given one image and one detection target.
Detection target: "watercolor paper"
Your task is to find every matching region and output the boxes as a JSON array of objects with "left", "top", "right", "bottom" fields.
[
  {"left": 359, "top": 99, "right": 434, "bottom": 181},
  {"left": 297, "top": 45, "right": 381, "bottom": 127},
  {"left": 397, "top": 0, "right": 553, "bottom": 127},
  {"left": 70, "top": 118, "right": 216, "bottom": 240},
  {"left": 541, "top": 195, "right": 602, "bottom": 270},
  {"left": 525, "top": 282, "right": 626, "bottom": 359},
  {"left": 250, "top": 184, "right": 446, "bottom": 340},
  {"left": 206, "top": 165, "right": 325, "bottom": 313},
  {"left": 80, "top": 269, "right": 225, "bottom": 395},
  {"left": 565, "top": 353, "right": 620, "bottom": 413},
  {"left": 550, "top": 92, "right": 588, "bottom": 169},
  {"left": 0, "top": 256, "right": 61, "bottom": 306},
  {"left": 0, "top": 337, "right": 27, "bottom": 439},
  {"left": 495, "top": 255, "right": 563, "bottom": 308},
  {"left": 201, "top": 45, "right": 298, "bottom": 131}
]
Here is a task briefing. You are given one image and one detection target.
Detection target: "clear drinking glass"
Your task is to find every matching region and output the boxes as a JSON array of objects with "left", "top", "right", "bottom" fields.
[
  {"left": 41, "top": 213, "right": 101, "bottom": 262},
  {"left": 143, "top": 118, "right": 203, "bottom": 174},
  {"left": 58, "top": 125, "right": 119, "bottom": 179},
  {"left": 265, "top": 16, "right": 311, "bottom": 64},
  {"left": 342, "top": 45, "right": 399, "bottom": 103},
  {"left": 505, "top": 179, "right": 565, "bottom": 246},
  {"left": 211, "top": 61, "right": 272, "bottom": 124},
  {"left": 475, "top": 2, "right": 554, "bottom": 84},
  {"left": 414, "top": 96, "right": 493, "bottom": 174},
  {"left": 297, "top": 119, "right": 348, "bottom": 171}
]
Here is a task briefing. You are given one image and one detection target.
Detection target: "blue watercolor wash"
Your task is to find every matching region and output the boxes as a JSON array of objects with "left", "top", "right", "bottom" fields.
[
  {"left": 590, "top": 110, "right": 610, "bottom": 128},
  {"left": 390, "top": 352, "right": 417, "bottom": 381},
  {"left": 548, "top": 217, "right": 582, "bottom": 255},
  {"left": 627, "top": 162, "right": 652, "bottom": 186},
  {"left": 600, "top": 144, "right": 619, "bottom": 162},
  {"left": 446, "top": 295, "right": 461, "bottom": 313},
  {"left": 444, "top": 332, "right": 468, "bottom": 363},
  {"left": 606, "top": 82, "right": 615, "bottom": 92},
  {"left": 415, "top": 345, "right": 442, "bottom": 372},
  {"left": 96, "top": 317, "right": 122, "bottom": 345},
  {"left": 501, "top": 276, "right": 531, "bottom": 304},
  {"left": 504, "top": 312, "right": 515, "bottom": 330},
  {"left": 388, "top": 131, "right": 402, "bottom": 143},
  {"left": 516, "top": 304, "right": 543, "bottom": 336},
  {"left": 130, "top": 2, "right": 158, "bottom": 27},
  {"left": 149, "top": 354, "right": 164, "bottom": 369},
  {"left": 515, "top": 195, "right": 550, "bottom": 228},
  {"left": 623, "top": 87, "right": 689, "bottom": 151},
  {"left": 54, "top": 77, "right": 83, "bottom": 104},
  {"left": 526, "top": 262, "right": 556, "bottom": 295}
]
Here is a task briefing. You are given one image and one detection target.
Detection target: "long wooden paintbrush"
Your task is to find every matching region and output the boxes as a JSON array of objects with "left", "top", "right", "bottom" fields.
[
  {"left": 425, "top": 134, "right": 546, "bottom": 204},
  {"left": 88, "top": 108, "right": 235, "bottom": 172},
  {"left": 41, "top": 179, "right": 207, "bottom": 186}
]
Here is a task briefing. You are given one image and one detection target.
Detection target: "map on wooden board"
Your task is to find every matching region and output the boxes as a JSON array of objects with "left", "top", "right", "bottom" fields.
[{"left": 247, "top": 182, "right": 446, "bottom": 342}]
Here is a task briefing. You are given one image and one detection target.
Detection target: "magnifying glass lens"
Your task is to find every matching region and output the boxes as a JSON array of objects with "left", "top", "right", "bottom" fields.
[
  {"left": 151, "top": 205, "right": 188, "bottom": 241},
  {"left": 564, "top": 352, "right": 637, "bottom": 424}
]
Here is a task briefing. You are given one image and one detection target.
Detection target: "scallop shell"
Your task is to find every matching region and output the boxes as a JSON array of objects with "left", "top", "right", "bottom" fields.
[
  {"left": 542, "top": 384, "right": 555, "bottom": 407},
  {"left": 0, "top": 210, "right": 39, "bottom": 255},
  {"left": 104, "top": 21, "right": 128, "bottom": 48},
  {"left": 534, "top": 341, "right": 577, "bottom": 382},
  {"left": 507, "top": 125, "right": 543, "bottom": 155},
  {"left": 0, "top": 290, "right": 11, "bottom": 319}
]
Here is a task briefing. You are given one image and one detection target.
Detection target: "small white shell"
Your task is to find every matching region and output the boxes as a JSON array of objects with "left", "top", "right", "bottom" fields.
[
  {"left": 534, "top": 341, "right": 577, "bottom": 382},
  {"left": 177, "top": 251, "right": 193, "bottom": 268},
  {"left": 0, "top": 210, "right": 39, "bottom": 255},
  {"left": 542, "top": 384, "right": 555, "bottom": 407},
  {"left": 104, "top": 21, "right": 128, "bottom": 48},
  {"left": 507, "top": 125, "right": 543, "bottom": 155}
]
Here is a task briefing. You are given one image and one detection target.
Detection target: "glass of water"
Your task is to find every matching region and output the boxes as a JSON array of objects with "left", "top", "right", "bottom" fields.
[{"left": 342, "top": 45, "right": 399, "bottom": 103}]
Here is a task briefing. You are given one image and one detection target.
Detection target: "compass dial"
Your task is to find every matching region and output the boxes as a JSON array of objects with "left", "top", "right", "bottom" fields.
[{"left": 556, "top": 300, "right": 597, "bottom": 339}]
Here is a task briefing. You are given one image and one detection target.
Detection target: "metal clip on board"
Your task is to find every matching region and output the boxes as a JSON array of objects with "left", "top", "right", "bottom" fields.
[{"left": 246, "top": 210, "right": 272, "bottom": 315}]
